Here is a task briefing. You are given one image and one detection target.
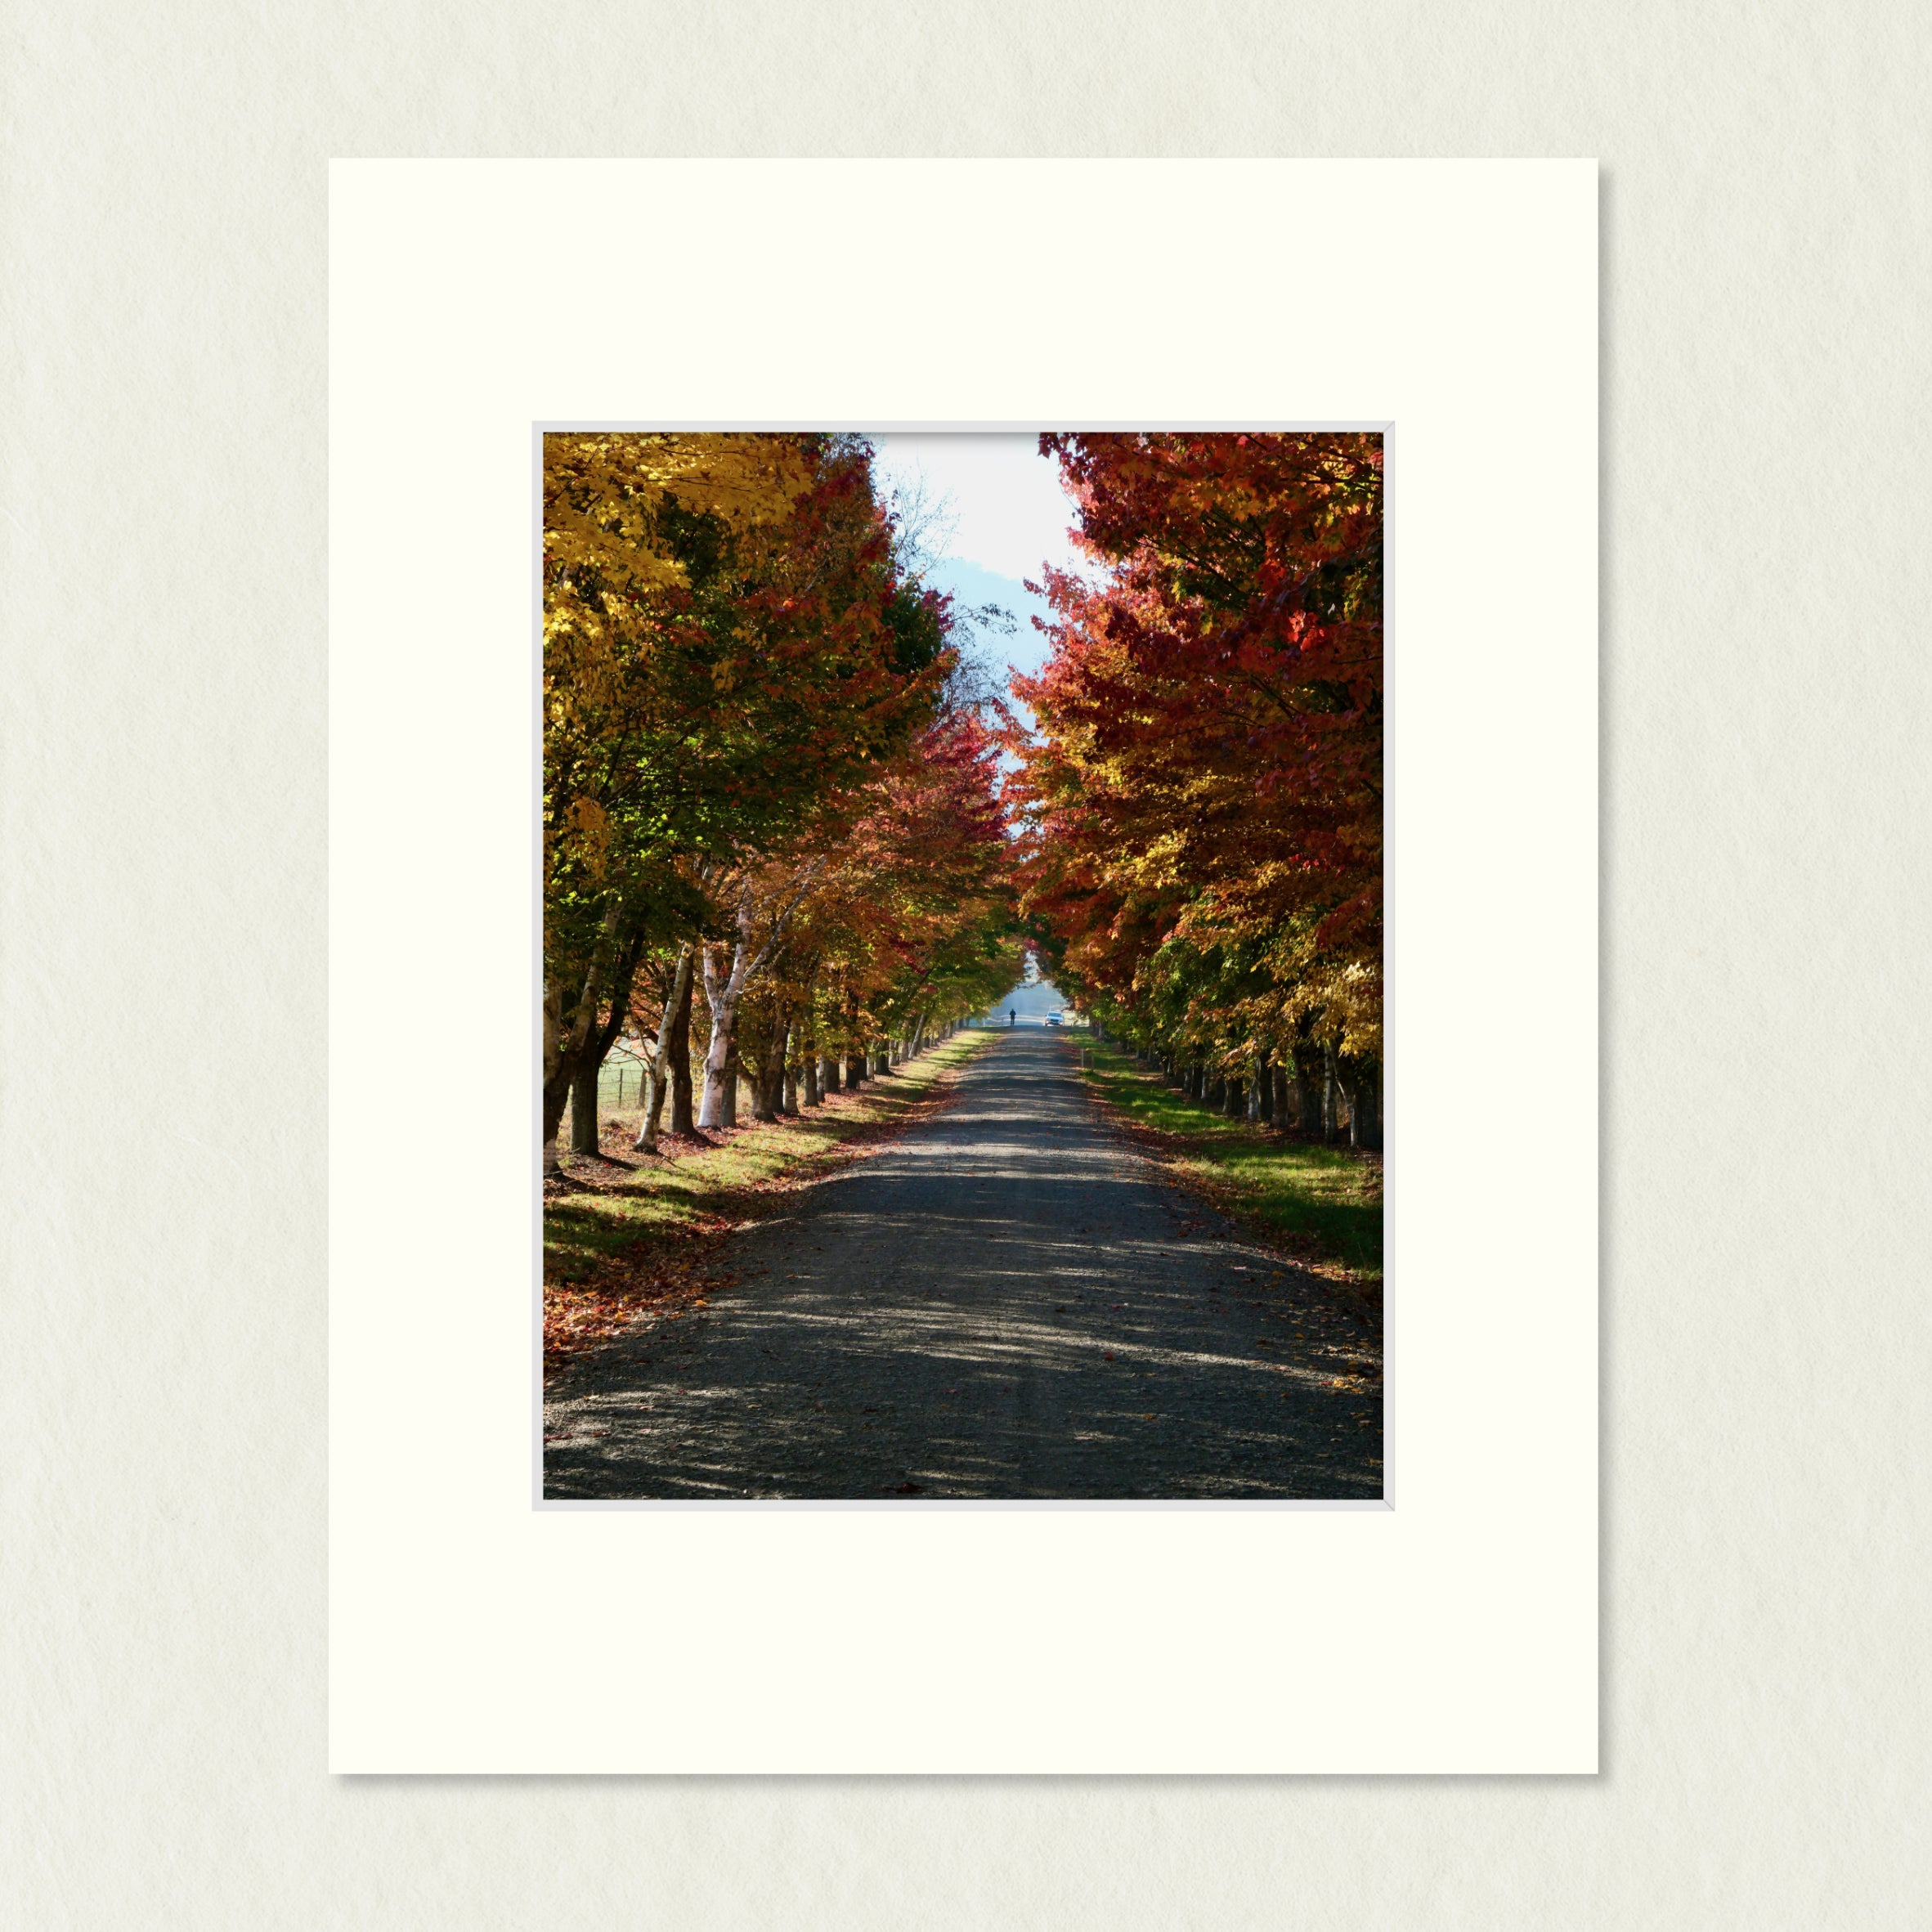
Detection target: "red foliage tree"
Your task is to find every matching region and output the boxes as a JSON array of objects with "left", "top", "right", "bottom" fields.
[{"left": 1011, "top": 432, "right": 1383, "bottom": 1142}]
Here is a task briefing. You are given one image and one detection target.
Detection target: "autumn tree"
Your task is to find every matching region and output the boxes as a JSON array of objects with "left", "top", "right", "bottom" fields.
[
  {"left": 541, "top": 432, "right": 949, "bottom": 1166},
  {"left": 1011, "top": 432, "right": 1383, "bottom": 1147}
]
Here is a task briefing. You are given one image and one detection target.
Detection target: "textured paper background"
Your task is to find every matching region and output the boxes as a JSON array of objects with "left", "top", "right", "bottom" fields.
[{"left": 5, "top": 1, "right": 1929, "bottom": 1924}]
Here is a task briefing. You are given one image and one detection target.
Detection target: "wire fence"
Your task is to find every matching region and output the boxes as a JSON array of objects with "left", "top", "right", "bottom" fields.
[
  {"left": 595, "top": 1055, "right": 653, "bottom": 1113},
  {"left": 587, "top": 1015, "right": 1089, "bottom": 1118}
]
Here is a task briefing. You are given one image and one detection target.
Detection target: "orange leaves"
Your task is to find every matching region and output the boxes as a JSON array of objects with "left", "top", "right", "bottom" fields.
[
  {"left": 1011, "top": 434, "right": 1383, "bottom": 1047},
  {"left": 790, "top": 710, "right": 1016, "bottom": 1038}
]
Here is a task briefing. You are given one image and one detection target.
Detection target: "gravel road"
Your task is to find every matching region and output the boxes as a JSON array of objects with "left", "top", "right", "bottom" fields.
[{"left": 543, "top": 1029, "right": 1383, "bottom": 1500}]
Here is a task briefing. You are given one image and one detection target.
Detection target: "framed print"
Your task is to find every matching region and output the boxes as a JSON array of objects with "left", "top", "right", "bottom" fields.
[{"left": 330, "top": 159, "right": 1596, "bottom": 1772}]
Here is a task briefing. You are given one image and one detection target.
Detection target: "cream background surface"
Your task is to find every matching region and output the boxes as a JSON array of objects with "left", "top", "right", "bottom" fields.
[
  {"left": 5, "top": 2, "right": 1929, "bottom": 1925},
  {"left": 329, "top": 160, "right": 1594, "bottom": 1775}
]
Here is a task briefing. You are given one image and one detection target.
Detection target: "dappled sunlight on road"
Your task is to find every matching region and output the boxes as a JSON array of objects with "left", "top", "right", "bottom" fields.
[{"left": 545, "top": 1029, "right": 1382, "bottom": 1499}]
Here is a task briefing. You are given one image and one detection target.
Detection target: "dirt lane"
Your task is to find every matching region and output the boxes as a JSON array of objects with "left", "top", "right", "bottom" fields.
[{"left": 543, "top": 1029, "right": 1383, "bottom": 1499}]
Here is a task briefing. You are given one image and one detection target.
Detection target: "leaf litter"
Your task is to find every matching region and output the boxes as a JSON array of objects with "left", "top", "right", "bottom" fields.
[{"left": 544, "top": 1045, "right": 984, "bottom": 1375}]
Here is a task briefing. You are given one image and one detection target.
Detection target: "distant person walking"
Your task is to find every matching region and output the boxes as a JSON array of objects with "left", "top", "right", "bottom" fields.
[{"left": 1010, "top": 1007, "right": 1016, "bottom": 1027}]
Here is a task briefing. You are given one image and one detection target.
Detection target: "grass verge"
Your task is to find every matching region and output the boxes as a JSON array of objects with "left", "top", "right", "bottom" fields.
[
  {"left": 543, "top": 1030, "right": 990, "bottom": 1368},
  {"left": 1076, "top": 1038, "right": 1383, "bottom": 1285}
]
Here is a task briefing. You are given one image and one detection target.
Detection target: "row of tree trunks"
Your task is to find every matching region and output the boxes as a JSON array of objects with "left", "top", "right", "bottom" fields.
[
  {"left": 1148, "top": 1037, "right": 1379, "bottom": 1148},
  {"left": 554, "top": 959, "right": 969, "bottom": 1167}
]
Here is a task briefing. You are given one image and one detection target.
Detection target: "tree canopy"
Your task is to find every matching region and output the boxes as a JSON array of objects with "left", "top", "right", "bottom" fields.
[
  {"left": 540, "top": 428, "right": 1384, "bottom": 1170},
  {"left": 541, "top": 432, "right": 1017, "bottom": 1164},
  {"left": 1008, "top": 432, "right": 1383, "bottom": 1141}
]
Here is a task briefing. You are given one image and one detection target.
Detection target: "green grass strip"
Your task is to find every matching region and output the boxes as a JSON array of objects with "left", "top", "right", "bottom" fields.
[{"left": 1076, "top": 1038, "right": 1383, "bottom": 1281}]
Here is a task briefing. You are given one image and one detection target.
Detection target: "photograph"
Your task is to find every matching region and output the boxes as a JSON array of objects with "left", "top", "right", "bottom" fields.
[{"left": 540, "top": 428, "right": 1384, "bottom": 1499}]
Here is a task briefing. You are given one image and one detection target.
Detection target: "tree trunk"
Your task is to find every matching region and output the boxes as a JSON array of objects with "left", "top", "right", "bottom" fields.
[
  {"left": 799, "top": 1012, "right": 819, "bottom": 1107},
  {"left": 542, "top": 980, "right": 566, "bottom": 1174},
  {"left": 556, "top": 921, "right": 656, "bottom": 1163},
  {"left": 543, "top": 891, "right": 652, "bottom": 1161},
  {"left": 1207, "top": 1074, "right": 1226, "bottom": 1109},
  {"left": 570, "top": 1063, "right": 599, "bottom": 1156},
  {"left": 1293, "top": 1048, "right": 1323, "bottom": 1136},
  {"left": 761, "top": 1012, "right": 791, "bottom": 1120},
  {"left": 693, "top": 869, "right": 819, "bottom": 1129},
  {"left": 1273, "top": 1064, "right": 1290, "bottom": 1124},
  {"left": 697, "top": 938, "right": 751, "bottom": 1130},
  {"left": 542, "top": 897, "right": 620, "bottom": 1159},
  {"left": 822, "top": 1053, "right": 840, "bottom": 1094},
  {"left": 634, "top": 944, "right": 694, "bottom": 1153},
  {"left": 774, "top": 1015, "right": 796, "bottom": 1116},
  {"left": 1253, "top": 1051, "right": 1273, "bottom": 1123},
  {"left": 1340, "top": 1055, "right": 1382, "bottom": 1150},
  {"left": 669, "top": 966, "right": 696, "bottom": 1136},
  {"left": 1222, "top": 1077, "right": 1244, "bottom": 1118},
  {"left": 776, "top": 1020, "right": 793, "bottom": 1114},
  {"left": 748, "top": 1007, "right": 782, "bottom": 1123}
]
